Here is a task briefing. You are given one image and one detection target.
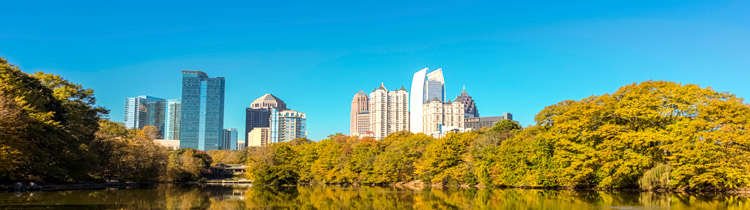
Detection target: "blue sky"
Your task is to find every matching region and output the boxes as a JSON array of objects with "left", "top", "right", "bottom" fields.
[{"left": 2, "top": 0, "right": 749, "bottom": 141}]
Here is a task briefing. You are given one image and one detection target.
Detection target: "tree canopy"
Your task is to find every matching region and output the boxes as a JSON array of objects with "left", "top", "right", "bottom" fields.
[{"left": 243, "top": 81, "right": 750, "bottom": 191}]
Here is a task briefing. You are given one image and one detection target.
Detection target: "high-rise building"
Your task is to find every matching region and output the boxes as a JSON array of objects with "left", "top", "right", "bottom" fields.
[
  {"left": 248, "top": 127, "right": 270, "bottom": 147},
  {"left": 370, "top": 83, "right": 409, "bottom": 140},
  {"left": 454, "top": 87, "right": 479, "bottom": 118},
  {"left": 270, "top": 109, "right": 306, "bottom": 143},
  {"left": 124, "top": 95, "right": 166, "bottom": 137},
  {"left": 464, "top": 113, "right": 514, "bottom": 131},
  {"left": 164, "top": 99, "right": 181, "bottom": 140},
  {"left": 245, "top": 94, "right": 287, "bottom": 141},
  {"left": 222, "top": 128, "right": 238, "bottom": 150},
  {"left": 410, "top": 68, "right": 428, "bottom": 134},
  {"left": 179, "top": 70, "right": 225, "bottom": 151},
  {"left": 424, "top": 68, "right": 445, "bottom": 103},
  {"left": 422, "top": 98, "right": 464, "bottom": 135},
  {"left": 350, "top": 90, "right": 370, "bottom": 136}
]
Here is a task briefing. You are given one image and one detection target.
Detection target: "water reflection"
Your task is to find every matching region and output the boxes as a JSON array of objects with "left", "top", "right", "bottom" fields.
[{"left": 0, "top": 185, "right": 748, "bottom": 209}]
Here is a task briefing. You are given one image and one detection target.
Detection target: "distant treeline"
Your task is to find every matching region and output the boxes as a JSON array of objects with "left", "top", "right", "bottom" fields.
[
  {"left": 3, "top": 58, "right": 749, "bottom": 190},
  {"left": 241, "top": 80, "right": 750, "bottom": 191}
]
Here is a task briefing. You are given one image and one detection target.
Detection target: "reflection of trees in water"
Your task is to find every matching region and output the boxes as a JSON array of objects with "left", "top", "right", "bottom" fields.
[{"left": 0, "top": 185, "right": 749, "bottom": 209}]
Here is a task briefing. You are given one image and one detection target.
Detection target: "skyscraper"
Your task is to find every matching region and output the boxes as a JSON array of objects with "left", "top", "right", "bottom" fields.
[
  {"left": 164, "top": 99, "right": 181, "bottom": 140},
  {"left": 409, "top": 68, "right": 428, "bottom": 134},
  {"left": 245, "top": 94, "right": 287, "bottom": 141},
  {"left": 124, "top": 95, "right": 166, "bottom": 137},
  {"left": 222, "top": 128, "right": 238, "bottom": 150},
  {"left": 350, "top": 90, "right": 370, "bottom": 136},
  {"left": 454, "top": 87, "right": 479, "bottom": 118},
  {"left": 410, "top": 67, "right": 447, "bottom": 134},
  {"left": 424, "top": 68, "right": 445, "bottom": 103},
  {"left": 179, "top": 70, "right": 225, "bottom": 151},
  {"left": 269, "top": 108, "right": 306, "bottom": 143},
  {"left": 370, "top": 83, "right": 409, "bottom": 140},
  {"left": 422, "top": 98, "right": 464, "bottom": 135}
]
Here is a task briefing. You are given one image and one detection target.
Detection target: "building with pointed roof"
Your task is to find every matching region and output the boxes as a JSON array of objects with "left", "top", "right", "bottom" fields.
[
  {"left": 350, "top": 90, "right": 371, "bottom": 137},
  {"left": 454, "top": 86, "right": 479, "bottom": 118},
  {"left": 250, "top": 93, "right": 287, "bottom": 110},
  {"left": 369, "top": 83, "right": 409, "bottom": 140},
  {"left": 245, "top": 94, "right": 287, "bottom": 143}
]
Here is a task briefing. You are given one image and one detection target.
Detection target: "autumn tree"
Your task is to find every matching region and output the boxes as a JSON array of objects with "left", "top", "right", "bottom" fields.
[
  {"left": 0, "top": 58, "right": 106, "bottom": 182},
  {"left": 415, "top": 132, "right": 478, "bottom": 185},
  {"left": 246, "top": 143, "right": 299, "bottom": 185},
  {"left": 0, "top": 91, "right": 28, "bottom": 182},
  {"left": 527, "top": 81, "right": 750, "bottom": 189},
  {"left": 165, "top": 148, "right": 213, "bottom": 182}
]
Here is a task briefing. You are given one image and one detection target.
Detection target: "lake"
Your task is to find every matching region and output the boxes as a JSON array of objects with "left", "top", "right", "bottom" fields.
[{"left": 0, "top": 184, "right": 747, "bottom": 209}]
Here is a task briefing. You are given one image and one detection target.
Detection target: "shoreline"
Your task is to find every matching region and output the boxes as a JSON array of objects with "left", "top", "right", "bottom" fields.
[
  {"left": 4, "top": 181, "right": 750, "bottom": 195},
  {"left": 0, "top": 182, "right": 153, "bottom": 192}
]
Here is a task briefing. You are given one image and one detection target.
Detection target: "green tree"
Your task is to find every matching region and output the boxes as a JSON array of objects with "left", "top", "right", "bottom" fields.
[{"left": 247, "top": 143, "right": 299, "bottom": 185}]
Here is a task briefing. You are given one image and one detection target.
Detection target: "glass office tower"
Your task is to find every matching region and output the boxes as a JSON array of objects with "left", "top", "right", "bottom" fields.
[
  {"left": 180, "top": 70, "right": 225, "bottom": 151},
  {"left": 423, "top": 68, "right": 445, "bottom": 103},
  {"left": 164, "top": 99, "right": 181, "bottom": 140},
  {"left": 222, "top": 128, "right": 238, "bottom": 150},
  {"left": 124, "top": 95, "right": 166, "bottom": 137}
]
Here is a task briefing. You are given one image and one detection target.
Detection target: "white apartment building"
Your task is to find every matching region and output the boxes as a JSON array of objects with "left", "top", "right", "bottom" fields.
[{"left": 369, "top": 83, "right": 409, "bottom": 140}]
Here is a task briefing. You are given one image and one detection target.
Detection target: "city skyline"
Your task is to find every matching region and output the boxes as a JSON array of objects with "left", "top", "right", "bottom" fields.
[{"left": 4, "top": 1, "right": 749, "bottom": 141}]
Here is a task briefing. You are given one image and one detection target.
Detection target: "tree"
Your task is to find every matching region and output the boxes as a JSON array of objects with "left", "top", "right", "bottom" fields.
[
  {"left": 142, "top": 125, "right": 160, "bottom": 139},
  {"left": 490, "top": 119, "right": 522, "bottom": 133},
  {"left": 523, "top": 81, "right": 750, "bottom": 189},
  {"left": 0, "top": 91, "right": 28, "bottom": 182},
  {"left": 91, "top": 120, "right": 168, "bottom": 182},
  {"left": 247, "top": 143, "right": 299, "bottom": 186},
  {"left": 0, "top": 58, "right": 105, "bottom": 182},
  {"left": 208, "top": 150, "right": 246, "bottom": 165},
  {"left": 165, "top": 149, "right": 213, "bottom": 182},
  {"left": 370, "top": 132, "right": 432, "bottom": 184},
  {"left": 415, "top": 132, "right": 478, "bottom": 185}
]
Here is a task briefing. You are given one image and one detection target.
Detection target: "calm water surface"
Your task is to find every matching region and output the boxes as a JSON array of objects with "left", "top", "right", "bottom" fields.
[{"left": 0, "top": 184, "right": 748, "bottom": 209}]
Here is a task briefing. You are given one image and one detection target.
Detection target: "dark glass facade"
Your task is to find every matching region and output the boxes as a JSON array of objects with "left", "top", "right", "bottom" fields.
[
  {"left": 245, "top": 108, "right": 271, "bottom": 141},
  {"left": 180, "top": 70, "right": 225, "bottom": 151}
]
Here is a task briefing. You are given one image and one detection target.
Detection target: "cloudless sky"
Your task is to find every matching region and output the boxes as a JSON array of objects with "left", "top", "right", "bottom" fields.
[{"left": 2, "top": 0, "right": 749, "bottom": 141}]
